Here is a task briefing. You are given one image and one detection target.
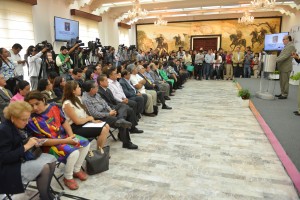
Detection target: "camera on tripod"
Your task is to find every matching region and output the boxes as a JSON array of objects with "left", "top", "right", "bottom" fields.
[
  {"left": 35, "top": 40, "right": 53, "bottom": 52},
  {"left": 88, "top": 38, "right": 102, "bottom": 52},
  {"left": 67, "top": 37, "right": 84, "bottom": 49}
]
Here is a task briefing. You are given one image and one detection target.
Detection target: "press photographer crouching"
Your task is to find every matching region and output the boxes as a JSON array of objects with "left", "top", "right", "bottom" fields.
[{"left": 0, "top": 101, "right": 57, "bottom": 200}]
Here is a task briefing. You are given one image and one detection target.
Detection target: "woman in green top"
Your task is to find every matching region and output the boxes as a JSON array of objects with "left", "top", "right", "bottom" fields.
[{"left": 158, "top": 63, "right": 174, "bottom": 86}]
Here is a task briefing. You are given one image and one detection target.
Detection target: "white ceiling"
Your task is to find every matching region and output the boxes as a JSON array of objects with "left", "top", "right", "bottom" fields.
[{"left": 68, "top": 0, "right": 300, "bottom": 24}]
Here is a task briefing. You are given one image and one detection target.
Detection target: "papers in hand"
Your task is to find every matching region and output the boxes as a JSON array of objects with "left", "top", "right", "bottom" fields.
[{"left": 83, "top": 122, "right": 106, "bottom": 128}]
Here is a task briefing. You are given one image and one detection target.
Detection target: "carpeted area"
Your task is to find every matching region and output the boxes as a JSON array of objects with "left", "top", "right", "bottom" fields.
[{"left": 236, "top": 78, "right": 300, "bottom": 172}]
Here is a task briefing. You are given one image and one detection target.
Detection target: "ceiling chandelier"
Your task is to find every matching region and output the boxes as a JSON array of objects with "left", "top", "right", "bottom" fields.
[
  {"left": 127, "top": 0, "right": 148, "bottom": 20},
  {"left": 154, "top": 16, "right": 167, "bottom": 26},
  {"left": 238, "top": 11, "right": 254, "bottom": 25},
  {"left": 251, "top": 0, "right": 276, "bottom": 9}
]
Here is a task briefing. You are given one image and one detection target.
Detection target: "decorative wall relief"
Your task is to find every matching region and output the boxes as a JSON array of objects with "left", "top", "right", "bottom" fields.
[{"left": 136, "top": 17, "right": 281, "bottom": 53}]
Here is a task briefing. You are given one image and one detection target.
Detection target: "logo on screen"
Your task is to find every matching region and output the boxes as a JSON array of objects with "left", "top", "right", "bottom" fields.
[{"left": 64, "top": 22, "right": 70, "bottom": 31}]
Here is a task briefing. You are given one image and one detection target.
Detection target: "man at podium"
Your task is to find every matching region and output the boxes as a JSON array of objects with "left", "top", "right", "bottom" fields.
[{"left": 275, "top": 35, "right": 296, "bottom": 99}]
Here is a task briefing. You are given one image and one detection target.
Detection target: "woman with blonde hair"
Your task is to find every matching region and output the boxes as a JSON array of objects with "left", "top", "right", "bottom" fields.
[
  {"left": 62, "top": 80, "right": 110, "bottom": 149},
  {"left": 0, "top": 101, "right": 56, "bottom": 199}
]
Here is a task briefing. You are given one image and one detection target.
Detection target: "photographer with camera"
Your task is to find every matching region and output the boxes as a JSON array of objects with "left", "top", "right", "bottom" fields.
[
  {"left": 9, "top": 43, "right": 26, "bottom": 81},
  {"left": 106, "top": 47, "right": 117, "bottom": 67},
  {"left": 26, "top": 45, "right": 49, "bottom": 90},
  {"left": 56, "top": 46, "right": 72, "bottom": 79}
]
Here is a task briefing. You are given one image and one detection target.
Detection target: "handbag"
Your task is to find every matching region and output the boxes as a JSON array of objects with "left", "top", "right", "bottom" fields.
[
  {"left": 23, "top": 146, "right": 42, "bottom": 161},
  {"left": 85, "top": 146, "right": 110, "bottom": 175}
]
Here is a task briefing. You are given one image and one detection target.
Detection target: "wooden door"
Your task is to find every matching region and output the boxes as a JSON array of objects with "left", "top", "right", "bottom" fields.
[{"left": 193, "top": 38, "right": 218, "bottom": 51}]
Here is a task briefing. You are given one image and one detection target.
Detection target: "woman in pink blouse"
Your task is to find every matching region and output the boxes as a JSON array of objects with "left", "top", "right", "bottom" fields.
[{"left": 10, "top": 80, "right": 30, "bottom": 102}]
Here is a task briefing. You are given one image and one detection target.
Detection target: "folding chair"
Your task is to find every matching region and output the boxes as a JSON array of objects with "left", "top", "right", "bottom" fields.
[{"left": 108, "top": 128, "right": 117, "bottom": 141}]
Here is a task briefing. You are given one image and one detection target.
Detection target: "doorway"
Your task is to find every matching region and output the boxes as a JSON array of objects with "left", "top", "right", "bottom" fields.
[{"left": 191, "top": 35, "right": 221, "bottom": 51}]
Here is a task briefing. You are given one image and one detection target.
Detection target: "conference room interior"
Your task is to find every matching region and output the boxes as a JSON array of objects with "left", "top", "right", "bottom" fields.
[{"left": 1, "top": 0, "right": 300, "bottom": 199}]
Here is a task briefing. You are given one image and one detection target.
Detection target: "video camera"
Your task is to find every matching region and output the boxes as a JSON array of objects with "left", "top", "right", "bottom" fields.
[
  {"left": 35, "top": 40, "right": 53, "bottom": 52},
  {"left": 67, "top": 37, "right": 84, "bottom": 49},
  {"left": 101, "top": 46, "right": 111, "bottom": 54},
  {"left": 88, "top": 38, "right": 102, "bottom": 53},
  {"left": 128, "top": 45, "right": 136, "bottom": 51}
]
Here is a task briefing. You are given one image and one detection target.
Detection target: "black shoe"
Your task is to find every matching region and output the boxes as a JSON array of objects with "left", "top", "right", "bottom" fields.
[
  {"left": 164, "top": 96, "right": 171, "bottom": 100},
  {"left": 278, "top": 96, "right": 287, "bottom": 99},
  {"left": 275, "top": 94, "right": 282, "bottom": 97},
  {"left": 295, "top": 112, "right": 300, "bottom": 116},
  {"left": 114, "top": 119, "right": 132, "bottom": 128},
  {"left": 122, "top": 142, "right": 138, "bottom": 149},
  {"left": 162, "top": 105, "right": 172, "bottom": 109},
  {"left": 143, "top": 113, "right": 156, "bottom": 117},
  {"left": 130, "top": 127, "right": 144, "bottom": 134},
  {"left": 293, "top": 111, "right": 299, "bottom": 114}
]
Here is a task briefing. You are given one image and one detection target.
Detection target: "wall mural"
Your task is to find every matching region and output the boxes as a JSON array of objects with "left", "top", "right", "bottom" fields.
[{"left": 136, "top": 17, "right": 281, "bottom": 53}]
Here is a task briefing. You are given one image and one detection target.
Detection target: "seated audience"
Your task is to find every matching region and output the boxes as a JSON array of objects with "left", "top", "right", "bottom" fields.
[
  {"left": 0, "top": 74, "right": 12, "bottom": 122},
  {"left": 25, "top": 91, "right": 90, "bottom": 190},
  {"left": 11, "top": 80, "right": 30, "bottom": 102},
  {"left": 138, "top": 65, "right": 172, "bottom": 110},
  {"left": 128, "top": 64, "right": 158, "bottom": 115},
  {"left": 0, "top": 101, "right": 56, "bottom": 200},
  {"left": 37, "top": 79, "right": 60, "bottom": 103},
  {"left": 53, "top": 76, "right": 66, "bottom": 99},
  {"left": 97, "top": 74, "right": 143, "bottom": 133},
  {"left": 81, "top": 80, "right": 138, "bottom": 149},
  {"left": 62, "top": 81, "right": 110, "bottom": 149},
  {"left": 119, "top": 70, "right": 148, "bottom": 116}
]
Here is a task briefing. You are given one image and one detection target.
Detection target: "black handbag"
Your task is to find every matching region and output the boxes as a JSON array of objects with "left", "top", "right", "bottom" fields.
[
  {"left": 24, "top": 146, "right": 42, "bottom": 161},
  {"left": 85, "top": 146, "right": 110, "bottom": 175}
]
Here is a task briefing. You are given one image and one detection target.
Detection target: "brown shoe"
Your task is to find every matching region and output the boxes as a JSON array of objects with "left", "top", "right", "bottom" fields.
[
  {"left": 73, "top": 170, "right": 88, "bottom": 181},
  {"left": 63, "top": 178, "right": 79, "bottom": 190}
]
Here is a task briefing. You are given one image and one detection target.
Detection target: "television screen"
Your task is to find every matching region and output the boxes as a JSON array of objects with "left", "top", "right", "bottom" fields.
[
  {"left": 54, "top": 17, "right": 79, "bottom": 41},
  {"left": 264, "top": 32, "right": 289, "bottom": 51}
]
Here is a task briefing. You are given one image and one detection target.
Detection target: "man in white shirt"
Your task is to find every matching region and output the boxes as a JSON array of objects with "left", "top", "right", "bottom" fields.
[
  {"left": 9, "top": 43, "right": 26, "bottom": 80},
  {"left": 128, "top": 65, "right": 157, "bottom": 115},
  {"left": 27, "top": 46, "right": 48, "bottom": 90},
  {"left": 106, "top": 67, "right": 139, "bottom": 117}
]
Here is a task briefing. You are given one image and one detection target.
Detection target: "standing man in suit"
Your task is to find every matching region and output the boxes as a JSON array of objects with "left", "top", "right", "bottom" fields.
[
  {"left": 0, "top": 74, "right": 12, "bottom": 122},
  {"left": 232, "top": 46, "right": 245, "bottom": 78},
  {"left": 275, "top": 35, "right": 296, "bottom": 99}
]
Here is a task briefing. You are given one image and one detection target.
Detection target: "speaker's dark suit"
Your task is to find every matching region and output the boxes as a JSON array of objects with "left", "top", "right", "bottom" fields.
[
  {"left": 119, "top": 78, "right": 146, "bottom": 114},
  {"left": 0, "top": 88, "right": 12, "bottom": 122},
  {"left": 98, "top": 86, "right": 137, "bottom": 127}
]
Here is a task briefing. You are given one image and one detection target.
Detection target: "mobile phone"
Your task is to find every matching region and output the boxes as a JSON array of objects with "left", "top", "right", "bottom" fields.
[{"left": 38, "top": 139, "right": 48, "bottom": 146}]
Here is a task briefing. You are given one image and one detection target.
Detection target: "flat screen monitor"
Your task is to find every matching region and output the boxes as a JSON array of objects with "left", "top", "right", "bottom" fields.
[
  {"left": 264, "top": 32, "right": 289, "bottom": 51},
  {"left": 54, "top": 17, "right": 79, "bottom": 41}
]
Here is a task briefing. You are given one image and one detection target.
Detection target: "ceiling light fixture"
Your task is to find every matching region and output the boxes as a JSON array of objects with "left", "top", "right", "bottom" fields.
[
  {"left": 238, "top": 11, "right": 254, "bottom": 24},
  {"left": 127, "top": 0, "right": 148, "bottom": 20},
  {"left": 251, "top": 0, "right": 276, "bottom": 9}
]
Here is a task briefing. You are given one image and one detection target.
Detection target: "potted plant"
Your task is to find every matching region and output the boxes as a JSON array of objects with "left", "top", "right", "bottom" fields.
[
  {"left": 269, "top": 70, "right": 280, "bottom": 80},
  {"left": 289, "top": 72, "right": 300, "bottom": 85},
  {"left": 238, "top": 89, "right": 250, "bottom": 107}
]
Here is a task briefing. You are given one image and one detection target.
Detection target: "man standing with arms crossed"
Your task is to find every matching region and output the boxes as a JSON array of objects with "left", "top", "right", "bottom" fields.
[{"left": 275, "top": 35, "right": 296, "bottom": 99}]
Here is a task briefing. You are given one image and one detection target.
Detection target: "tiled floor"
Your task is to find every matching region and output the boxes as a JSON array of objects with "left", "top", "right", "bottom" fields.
[{"left": 7, "top": 79, "right": 299, "bottom": 200}]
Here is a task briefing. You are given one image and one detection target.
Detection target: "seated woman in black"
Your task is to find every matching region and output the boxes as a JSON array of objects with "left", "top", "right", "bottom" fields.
[
  {"left": 53, "top": 76, "right": 66, "bottom": 99},
  {"left": 0, "top": 101, "right": 56, "bottom": 200}
]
